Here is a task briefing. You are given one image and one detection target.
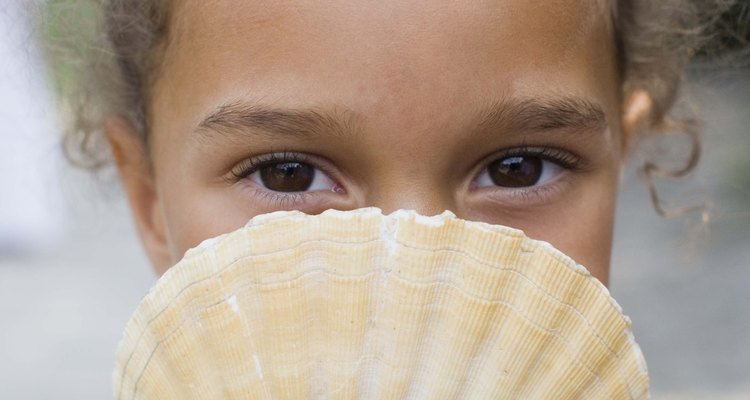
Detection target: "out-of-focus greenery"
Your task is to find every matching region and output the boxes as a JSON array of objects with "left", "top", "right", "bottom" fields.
[{"left": 37, "top": 0, "right": 103, "bottom": 99}]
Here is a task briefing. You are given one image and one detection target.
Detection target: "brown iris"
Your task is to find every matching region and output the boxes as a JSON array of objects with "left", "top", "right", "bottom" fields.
[
  {"left": 259, "top": 162, "right": 315, "bottom": 192},
  {"left": 487, "top": 156, "right": 543, "bottom": 187}
]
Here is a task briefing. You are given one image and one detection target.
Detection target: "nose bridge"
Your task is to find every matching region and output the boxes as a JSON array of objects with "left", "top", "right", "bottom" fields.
[
  {"left": 364, "top": 176, "right": 457, "bottom": 216},
  {"left": 358, "top": 86, "right": 464, "bottom": 216}
]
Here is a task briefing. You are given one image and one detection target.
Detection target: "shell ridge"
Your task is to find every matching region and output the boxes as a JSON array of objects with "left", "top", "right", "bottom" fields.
[
  {"left": 374, "top": 272, "right": 634, "bottom": 397},
  {"left": 380, "top": 213, "right": 400, "bottom": 256},
  {"left": 116, "top": 270, "right": 222, "bottom": 397},
  {"left": 115, "top": 209, "right": 649, "bottom": 399},
  {"left": 215, "top": 282, "right": 275, "bottom": 400},
  {"left": 183, "top": 233, "right": 230, "bottom": 259},
  {"left": 391, "top": 239, "right": 632, "bottom": 360},
  {"left": 361, "top": 256, "right": 395, "bottom": 398},
  {"left": 114, "top": 236, "right": 384, "bottom": 394},
  {"left": 474, "top": 244, "right": 606, "bottom": 399},
  {"left": 400, "top": 277, "right": 447, "bottom": 399},
  {"left": 622, "top": 330, "right": 650, "bottom": 399},
  {"left": 451, "top": 302, "right": 507, "bottom": 399},
  {"left": 375, "top": 272, "right": 613, "bottom": 400},
  {"left": 128, "top": 287, "right": 254, "bottom": 398},
  {"left": 220, "top": 235, "right": 628, "bottom": 366},
  {"left": 120, "top": 272, "right": 635, "bottom": 399},
  {"left": 130, "top": 285, "right": 281, "bottom": 398},
  {"left": 243, "top": 208, "right": 311, "bottom": 227},
  {"left": 515, "top": 250, "right": 609, "bottom": 398},
  {"left": 115, "top": 247, "right": 225, "bottom": 399},
  {"left": 119, "top": 243, "right": 634, "bottom": 397},
  {"left": 127, "top": 271, "right": 620, "bottom": 399},
  {"left": 584, "top": 332, "right": 635, "bottom": 400},
  {"left": 503, "top": 309, "right": 561, "bottom": 397}
]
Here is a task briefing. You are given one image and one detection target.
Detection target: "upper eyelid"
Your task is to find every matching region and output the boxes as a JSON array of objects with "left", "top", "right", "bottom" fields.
[
  {"left": 480, "top": 146, "right": 582, "bottom": 170},
  {"left": 230, "top": 152, "right": 314, "bottom": 178},
  {"left": 249, "top": 151, "right": 312, "bottom": 166}
]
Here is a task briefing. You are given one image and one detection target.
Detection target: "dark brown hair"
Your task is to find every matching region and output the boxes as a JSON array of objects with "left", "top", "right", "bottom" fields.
[{"left": 45, "top": 0, "right": 749, "bottom": 214}]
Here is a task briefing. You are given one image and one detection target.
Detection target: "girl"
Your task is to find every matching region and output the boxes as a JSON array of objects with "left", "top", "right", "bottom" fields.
[{"left": 59, "top": 0, "right": 745, "bottom": 284}]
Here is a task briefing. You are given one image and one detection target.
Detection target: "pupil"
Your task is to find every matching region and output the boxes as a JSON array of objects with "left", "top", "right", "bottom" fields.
[
  {"left": 259, "top": 162, "right": 315, "bottom": 192},
  {"left": 488, "top": 156, "right": 542, "bottom": 187}
]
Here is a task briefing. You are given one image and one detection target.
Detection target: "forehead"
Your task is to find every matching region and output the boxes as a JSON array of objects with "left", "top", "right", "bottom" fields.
[
  {"left": 153, "top": 0, "right": 617, "bottom": 147},
  {"left": 170, "top": 0, "right": 612, "bottom": 51}
]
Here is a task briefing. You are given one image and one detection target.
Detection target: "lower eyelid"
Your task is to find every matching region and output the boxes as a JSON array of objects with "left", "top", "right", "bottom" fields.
[
  {"left": 261, "top": 191, "right": 307, "bottom": 206},
  {"left": 485, "top": 188, "right": 555, "bottom": 209},
  {"left": 472, "top": 170, "right": 573, "bottom": 205},
  {"left": 241, "top": 185, "right": 319, "bottom": 207}
]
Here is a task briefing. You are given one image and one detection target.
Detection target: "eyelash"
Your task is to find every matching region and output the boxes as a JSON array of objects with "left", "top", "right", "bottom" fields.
[
  {"left": 229, "top": 146, "right": 584, "bottom": 206},
  {"left": 492, "top": 146, "right": 582, "bottom": 170},
  {"left": 230, "top": 151, "right": 313, "bottom": 180}
]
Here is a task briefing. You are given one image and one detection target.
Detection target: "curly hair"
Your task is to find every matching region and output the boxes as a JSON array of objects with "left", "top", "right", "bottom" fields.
[{"left": 43, "top": 0, "right": 749, "bottom": 215}]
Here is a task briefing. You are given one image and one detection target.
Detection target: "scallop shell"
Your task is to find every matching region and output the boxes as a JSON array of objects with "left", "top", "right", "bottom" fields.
[{"left": 114, "top": 208, "right": 649, "bottom": 399}]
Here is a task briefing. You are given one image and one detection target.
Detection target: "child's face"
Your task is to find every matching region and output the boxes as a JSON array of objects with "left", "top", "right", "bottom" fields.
[{"left": 112, "top": 0, "right": 643, "bottom": 283}]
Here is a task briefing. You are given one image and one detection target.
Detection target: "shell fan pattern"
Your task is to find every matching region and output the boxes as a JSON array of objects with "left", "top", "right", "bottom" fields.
[{"left": 114, "top": 208, "right": 649, "bottom": 399}]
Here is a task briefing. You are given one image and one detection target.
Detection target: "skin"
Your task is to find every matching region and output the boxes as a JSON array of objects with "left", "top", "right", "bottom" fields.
[{"left": 106, "top": 0, "right": 653, "bottom": 283}]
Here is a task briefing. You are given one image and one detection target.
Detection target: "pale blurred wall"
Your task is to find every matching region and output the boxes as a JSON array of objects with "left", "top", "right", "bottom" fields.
[{"left": 0, "top": 1, "right": 65, "bottom": 253}]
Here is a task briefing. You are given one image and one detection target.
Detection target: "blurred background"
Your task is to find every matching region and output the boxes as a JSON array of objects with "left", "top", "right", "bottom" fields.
[{"left": 0, "top": 1, "right": 748, "bottom": 399}]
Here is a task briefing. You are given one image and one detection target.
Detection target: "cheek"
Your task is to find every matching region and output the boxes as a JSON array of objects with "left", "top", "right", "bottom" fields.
[
  {"left": 157, "top": 185, "right": 265, "bottom": 264},
  {"left": 544, "top": 178, "right": 617, "bottom": 285},
  {"left": 465, "top": 165, "right": 620, "bottom": 284}
]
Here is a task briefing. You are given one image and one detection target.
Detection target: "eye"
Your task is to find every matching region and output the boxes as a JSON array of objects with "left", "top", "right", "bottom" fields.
[
  {"left": 249, "top": 161, "right": 337, "bottom": 193},
  {"left": 474, "top": 153, "right": 568, "bottom": 189},
  {"left": 232, "top": 153, "right": 339, "bottom": 193}
]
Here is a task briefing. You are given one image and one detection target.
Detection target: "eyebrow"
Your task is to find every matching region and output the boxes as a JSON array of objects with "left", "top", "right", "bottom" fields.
[
  {"left": 475, "top": 96, "right": 607, "bottom": 135},
  {"left": 194, "top": 95, "right": 607, "bottom": 142},
  {"left": 195, "top": 101, "right": 359, "bottom": 142}
]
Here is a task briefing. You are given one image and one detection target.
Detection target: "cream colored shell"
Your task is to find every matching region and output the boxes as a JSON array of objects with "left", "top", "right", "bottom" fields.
[{"left": 114, "top": 208, "right": 649, "bottom": 399}]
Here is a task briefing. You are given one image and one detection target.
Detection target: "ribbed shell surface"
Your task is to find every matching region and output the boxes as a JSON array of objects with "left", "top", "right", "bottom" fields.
[{"left": 113, "top": 208, "right": 649, "bottom": 399}]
